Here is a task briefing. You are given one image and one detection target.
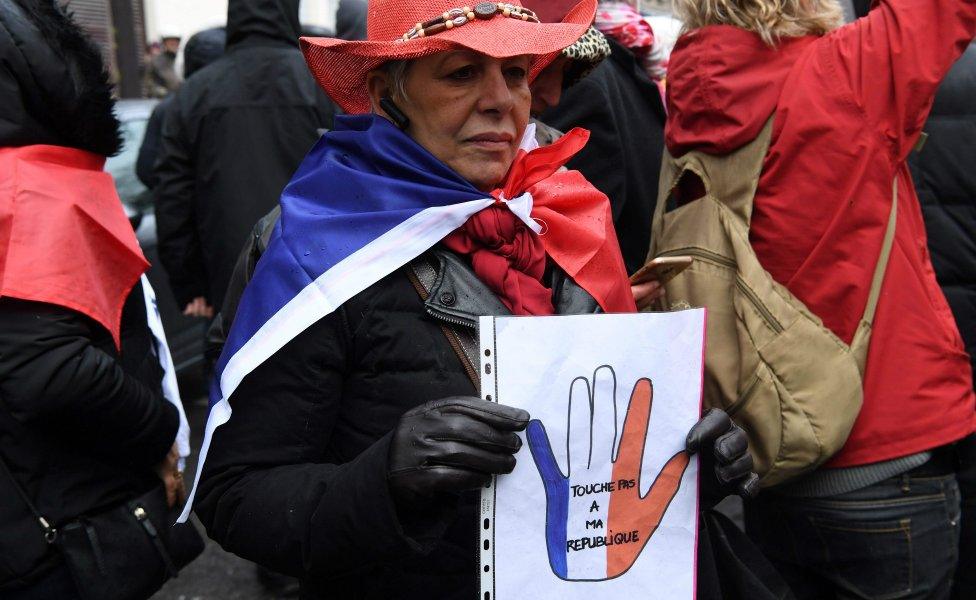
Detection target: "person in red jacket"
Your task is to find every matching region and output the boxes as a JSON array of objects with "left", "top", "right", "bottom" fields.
[{"left": 666, "top": 0, "right": 976, "bottom": 597}]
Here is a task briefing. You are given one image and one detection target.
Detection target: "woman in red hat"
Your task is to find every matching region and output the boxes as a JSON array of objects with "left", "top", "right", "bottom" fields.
[{"left": 191, "top": 1, "right": 756, "bottom": 597}]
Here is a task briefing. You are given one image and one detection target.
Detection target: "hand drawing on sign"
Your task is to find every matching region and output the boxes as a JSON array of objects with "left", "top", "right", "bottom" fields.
[{"left": 526, "top": 366, "right": 690, "bottom": 582}]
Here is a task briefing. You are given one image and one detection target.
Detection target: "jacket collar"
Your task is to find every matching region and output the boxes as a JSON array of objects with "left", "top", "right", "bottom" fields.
[{"left": 422, "top": 248, "right": 600, "bottom": 329}]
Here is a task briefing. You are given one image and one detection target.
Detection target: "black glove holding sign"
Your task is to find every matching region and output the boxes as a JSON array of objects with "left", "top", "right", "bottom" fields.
[
  {"left": 387, "top": 396, "right": 529, "bottom": 508},
  {"left": 686, "top": 408, "right": 760, "bottom": 503}
]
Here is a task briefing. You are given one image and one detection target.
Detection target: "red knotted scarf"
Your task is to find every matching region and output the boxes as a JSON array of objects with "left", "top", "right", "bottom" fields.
[
  {"left": 0, "top": 145, "right": 149, "bottom": 348},
  {"left": 443, "top": 128, "right": 636, "bottom": 315}
]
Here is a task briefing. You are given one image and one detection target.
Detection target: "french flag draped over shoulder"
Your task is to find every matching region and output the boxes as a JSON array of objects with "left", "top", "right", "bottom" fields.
[{"left": 179, "top": 114, "right": 634, "bottom": 522}]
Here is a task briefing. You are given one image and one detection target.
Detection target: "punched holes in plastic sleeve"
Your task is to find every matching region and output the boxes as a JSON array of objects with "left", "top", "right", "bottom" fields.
[{"left": 484, "top": 349, "right": 493, "bottom": 401}]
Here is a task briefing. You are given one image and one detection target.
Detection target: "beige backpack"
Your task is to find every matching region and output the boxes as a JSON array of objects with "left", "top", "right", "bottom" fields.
[{"left": 647, "top": 120, "right": 897, "bottom": 487}]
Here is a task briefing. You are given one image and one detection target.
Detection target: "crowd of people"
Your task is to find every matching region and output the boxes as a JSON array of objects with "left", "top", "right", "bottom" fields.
[{"left": 0, "top": 0, "right": 974, "bottom": 599}]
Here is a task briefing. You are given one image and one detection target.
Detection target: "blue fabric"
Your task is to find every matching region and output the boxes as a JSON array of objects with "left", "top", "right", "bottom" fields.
[
  {"left": 211, "top": 114, "right": 486, "bottom": 406},
  {"left": 527, "top": 420, "right": 570, "bottom": 579}
]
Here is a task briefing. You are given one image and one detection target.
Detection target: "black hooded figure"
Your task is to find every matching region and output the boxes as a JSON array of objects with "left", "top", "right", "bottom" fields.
[
  {"left": 153, "top": 0, "right": 335, "bottom": 314},
  {"left": 136, "top": 27, "right": 226, "bottom": 189}
]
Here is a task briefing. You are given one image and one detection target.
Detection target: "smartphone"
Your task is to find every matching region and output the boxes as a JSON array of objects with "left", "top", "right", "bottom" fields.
[{"left": 629, "top": 256, "right": 693, "bottom": 286}]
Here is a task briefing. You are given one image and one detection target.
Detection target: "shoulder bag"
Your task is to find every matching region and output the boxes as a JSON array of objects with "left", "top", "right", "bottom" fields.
[{"left": 0, "top": 454, "right": 204, "bottom": 600}]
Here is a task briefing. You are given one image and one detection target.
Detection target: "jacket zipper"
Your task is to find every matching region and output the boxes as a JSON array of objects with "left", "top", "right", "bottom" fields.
[
  {"left": 426, "top": 306, "right": 480, "bottom": 386},
  {"left": 424, "top": 307, "right": 475, "bottom": 330},
  {"left": 734, "top": 279, "right": 784, "bottom": 334},
  {"left": 657, "top": 248, "right": 784, "bottom": 334},
  {"left": 405, "top": 266, "right": 487, "bottom": 582},
  {"left": 405, "top": 268, "right": 481, "bottom": 385},
  {"left": 728, "top": 372, "right": 762, "bottom": 417},
  {"left": 658, "top": 247, "right": 736, "bottom": 268}
]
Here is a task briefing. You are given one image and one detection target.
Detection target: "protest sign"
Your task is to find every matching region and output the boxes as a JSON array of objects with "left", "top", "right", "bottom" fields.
[{"left": 479, "top": 311, "right": 704, "bottom": 599}]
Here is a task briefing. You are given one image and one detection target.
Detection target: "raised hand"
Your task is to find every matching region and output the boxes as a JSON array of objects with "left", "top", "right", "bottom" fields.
[{"left": 526, "top": 366, "right": 689, "bottom": 581}]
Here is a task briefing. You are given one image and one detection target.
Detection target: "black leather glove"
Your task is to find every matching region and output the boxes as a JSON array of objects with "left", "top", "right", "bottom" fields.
[
  {"left": 686, "top": 408, "right": 760, "bottom": 500},
  {"left": 388, "top": 396, "right": 530, "bottom": 508}
]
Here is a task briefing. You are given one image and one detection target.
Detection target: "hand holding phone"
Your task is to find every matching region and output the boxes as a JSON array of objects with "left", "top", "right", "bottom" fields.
[
  {"left": 630, "top": 256, "right": 694, "bottom": 286},
  {"left": 630, "top": 256, "right": 693, "bottom": 310}
]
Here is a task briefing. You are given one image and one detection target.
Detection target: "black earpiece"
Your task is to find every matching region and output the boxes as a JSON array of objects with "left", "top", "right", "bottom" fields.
[{"left": 380, "top": 96, "right": 410, "bottom": 130}]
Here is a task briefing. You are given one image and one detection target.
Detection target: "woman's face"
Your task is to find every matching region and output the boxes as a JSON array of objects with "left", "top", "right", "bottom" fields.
[{"left": 370, "top": 51, "right": 531, "bottom": 192}]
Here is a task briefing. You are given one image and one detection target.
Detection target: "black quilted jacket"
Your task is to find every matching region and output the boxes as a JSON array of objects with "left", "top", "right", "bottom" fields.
[
  {"left": 909, "top": 41, "right": 976, "bottom": 383},
  {"left": 0, "top": 286, "right": 179, "bottom": 590},
  {"left": 194, "top": 250, "right": 599, "bottom": 599}
]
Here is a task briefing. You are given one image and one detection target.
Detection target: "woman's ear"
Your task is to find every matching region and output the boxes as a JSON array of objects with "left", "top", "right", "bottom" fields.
[
  {"left": 366, "top": 69, "right": 410, "bottom": 129},
  {"left": 366, "top": 70, "right": 391, "bottom": 114}
]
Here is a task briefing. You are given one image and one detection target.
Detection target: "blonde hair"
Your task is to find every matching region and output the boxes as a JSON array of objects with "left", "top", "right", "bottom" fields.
[{"left": 673, "top": 0, "right": 844, "bottom": 46}]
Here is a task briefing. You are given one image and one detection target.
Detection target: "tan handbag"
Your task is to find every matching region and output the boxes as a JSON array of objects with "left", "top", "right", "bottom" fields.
[{"left": 647, "top": 119, "right": 897, "bottom": 487}]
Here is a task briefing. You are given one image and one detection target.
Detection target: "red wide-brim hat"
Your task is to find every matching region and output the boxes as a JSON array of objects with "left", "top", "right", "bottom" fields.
[{"left": 301, "top": 0, "right": 597, "bottom": 114}]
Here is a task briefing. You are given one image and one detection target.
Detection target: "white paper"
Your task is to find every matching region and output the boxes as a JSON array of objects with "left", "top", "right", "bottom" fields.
[{"left": 479, "top": 311, "right": 704, "bottom": 599}]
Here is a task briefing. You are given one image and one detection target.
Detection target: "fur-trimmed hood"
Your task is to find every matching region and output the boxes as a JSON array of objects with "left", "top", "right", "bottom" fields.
[{"left": 0, "top": 0, "right": 121, "bottom": 156}]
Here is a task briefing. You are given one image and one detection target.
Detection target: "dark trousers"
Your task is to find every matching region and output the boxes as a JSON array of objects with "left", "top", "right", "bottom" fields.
[
  {"left": 952, "top": 433, "right": 976, "bottom": 599},
  {"left": 745, "top": 467, "right": 961, "bottom": 600}
]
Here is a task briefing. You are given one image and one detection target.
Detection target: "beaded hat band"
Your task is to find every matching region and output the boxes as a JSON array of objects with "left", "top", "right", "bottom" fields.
[{"left": 398, "top": 3, "right": 540, "bottom": 42}]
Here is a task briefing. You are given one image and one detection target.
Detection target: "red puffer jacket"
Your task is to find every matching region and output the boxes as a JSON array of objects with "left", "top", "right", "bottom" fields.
[{"left": 666, "top": 1, "right": 976, "bottom": 467}]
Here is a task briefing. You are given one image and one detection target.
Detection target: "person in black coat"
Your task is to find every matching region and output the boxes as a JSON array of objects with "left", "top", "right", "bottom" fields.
[
  {"left": 136, "top": 27, "right": 226, "bottom": 190},
  {"left": 0, "top": 1, "right": 182, "bottom": 596},
  {"left": 190, "top": 2, "right": 759, "bottom": 597},
  {"left": 907, "top": 41, "right": 976, "bottom": 600},
  {"left": 153, "top": 0, "right": 335, "bottom": 317},
  {"left": 538, "top": 34, "right": 667, "bottom": 275}
]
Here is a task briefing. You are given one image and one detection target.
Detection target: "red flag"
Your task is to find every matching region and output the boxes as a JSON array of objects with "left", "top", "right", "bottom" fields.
[
  {"left": 504, "top": 128, "right": 636, "bottom": 314},
  {"left": 0, "top": 145, "right": 149, "bottom": 347}
]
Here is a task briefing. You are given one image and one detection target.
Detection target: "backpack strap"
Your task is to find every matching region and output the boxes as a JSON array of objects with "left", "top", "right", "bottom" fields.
[
  {"left": 851, "top": 177, "right": 899, "bottom": 374},
  {"left": 653, "top": 118, "right": 776, "bottom": 250}
]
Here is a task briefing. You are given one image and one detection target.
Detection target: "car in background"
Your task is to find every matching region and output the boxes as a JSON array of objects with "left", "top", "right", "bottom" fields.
[{"left": 107, "top": 99, "right": 206, "bottom": 376}]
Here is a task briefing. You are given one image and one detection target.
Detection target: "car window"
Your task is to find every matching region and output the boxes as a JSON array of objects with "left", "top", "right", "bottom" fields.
[{"left": 106, "top": 117, "right": 150, "bottom": 209}]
